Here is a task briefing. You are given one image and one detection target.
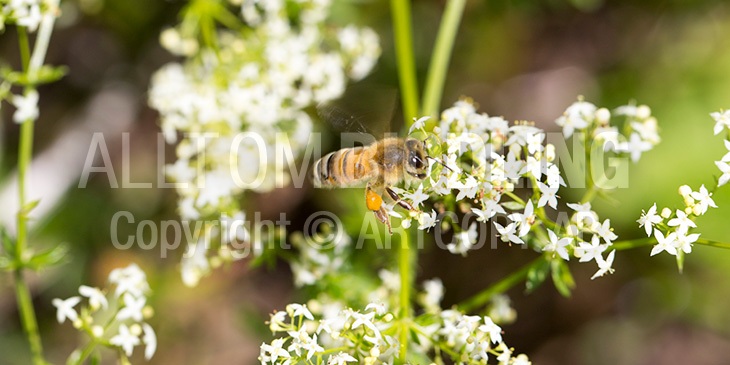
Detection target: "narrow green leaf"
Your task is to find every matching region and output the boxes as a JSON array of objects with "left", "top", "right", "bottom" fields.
[
  {"left": 26, "top": 244, "right": 68, "bottom": 271},
  {"left": 502, "top": 201, "right": 525, "bottom": 211},
  {"left": 1, "top": 227, "right": 15, "bottom": 255},
  {"left": 550, "top": 259, "right": 576, "bottom": 298},
  {"left": 19, "top": 199, "right": 41, "bottom": 218},
  {"left": 526, "top": 257, "right": 550, "bottom": 293}
]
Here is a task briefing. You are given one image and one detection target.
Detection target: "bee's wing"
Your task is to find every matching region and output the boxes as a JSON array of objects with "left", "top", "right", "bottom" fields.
[
  {"left": 316, "top": 102, "right": 370, "bottom": 134},
  {"left": 316, "top": 82, "right": 400, "bottom": 139}
]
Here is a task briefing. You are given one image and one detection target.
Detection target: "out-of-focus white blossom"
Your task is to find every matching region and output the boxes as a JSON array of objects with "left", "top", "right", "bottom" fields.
[
  {"left": 150, "top": 0, "right": 380, "bottom": 287},
  {"left": 52, "top": 264, "right": 156, "bottom": 360}
]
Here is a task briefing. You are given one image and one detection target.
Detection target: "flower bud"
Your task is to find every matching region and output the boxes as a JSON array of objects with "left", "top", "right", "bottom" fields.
[
  {"left": 684, "top": 206, "right": 693, "bottom": 215},
  {"left": 546, "top": 144, "right": 556, "bottom": 162},
  {"left": 72, "top": 319, "right": 83, "bottom": 329},
  {"left": 692, "top": 204, "right": 703, "bottom": 216},
  {"left": 92, "top": 325, "right": 104, "bottom": 338},
  {"left": 678, "top": 185, "right": 692, "bottom": 197},
  {"left": 596, "top": 108, "right": 611, "bottom": 124},
  {"left": 370, "top": 346, "right": 380, "bottom": 357},
  {"left": 433, "top": 126, "right": 442, "bottom": 135},
  {"left": 383, "top": 313, "right": 394, "bottom": 322},
  {"left": 661, "top": 208, "right": 672, "bottom": 218},
  {"left": 143, "top": 306, "right": 154, "bottom": 319},
  {"left": 130, "top": 324, "right": 142, "bottom": 337},
  {"left": 637, "top": 105, "right": 651, "bottom": 119}
]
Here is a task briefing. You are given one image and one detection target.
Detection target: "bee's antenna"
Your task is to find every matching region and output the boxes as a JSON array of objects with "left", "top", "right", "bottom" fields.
[
  {"left": 427, "top": 156, "right": 453, "bottom": 172},
  {"left": 422, "top": 135, "right": 434, "bottom": 149}
]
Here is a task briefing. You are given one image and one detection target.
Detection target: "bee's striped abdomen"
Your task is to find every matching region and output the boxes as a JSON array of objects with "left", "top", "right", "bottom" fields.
[{"left": 313, "top": 147, "right": 369, "bottom": 188}]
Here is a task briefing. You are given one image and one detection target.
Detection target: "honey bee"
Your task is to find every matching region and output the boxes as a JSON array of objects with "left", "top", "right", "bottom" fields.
[{"left": 313, "top": 137, "right": 430, "bottom": 233}]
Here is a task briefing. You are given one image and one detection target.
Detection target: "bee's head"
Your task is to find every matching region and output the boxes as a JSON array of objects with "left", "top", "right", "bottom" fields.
[{"left": 405, "top": 138, "right": 428, "bottom": 179}]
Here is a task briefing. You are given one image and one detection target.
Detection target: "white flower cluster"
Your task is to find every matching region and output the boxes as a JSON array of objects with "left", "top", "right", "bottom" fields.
[
  {"left": 712, "top": 110, "right": 730, "bottom": 185},
  {"left": 638, "top": 112, "right": 729, "bottom": 259},
  {"left": 52, "top": 264, "right": 157, "bottom": 361},
  {"left": 384, "top": 98, "right": 656, "bottom": 279},
  {"left": 260, "top": 278, "right": 529, "bottom": 365},
  {"left": 149, "top": 0, "right": 380, "bottom": 286},
  {"left": 559, "top": 100, "right": 660, "bottom": 162},
  {"left": 639, "top": 186, "right": 716, "bottom": 257},
  {"left": 0, "top": 0, "right": 57, "bottom": 32},
  {"left": 289, "top": 229, "right": 352, "bottom": 287}
]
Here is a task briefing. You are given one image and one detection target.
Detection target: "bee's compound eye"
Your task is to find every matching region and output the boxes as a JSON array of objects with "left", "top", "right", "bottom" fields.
[{"left": 410, "top": 156, "right": 423, "bottom": 169}]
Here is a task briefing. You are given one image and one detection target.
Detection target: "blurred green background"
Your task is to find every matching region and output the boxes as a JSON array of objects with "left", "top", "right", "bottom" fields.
[{"left": 2, "top": 0, "right": 730, "bottom": 364}]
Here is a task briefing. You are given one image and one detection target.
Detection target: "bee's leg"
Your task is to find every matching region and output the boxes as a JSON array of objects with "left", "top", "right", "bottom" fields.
[
  {"left": 366, "top": 182, "right": 393, "bottom": 235},
  {"left": 373, "top": 206, "right": 393, "bottom": 235},
  {"left": 385, "top": 186, "right": 415, "bottom": 211}
]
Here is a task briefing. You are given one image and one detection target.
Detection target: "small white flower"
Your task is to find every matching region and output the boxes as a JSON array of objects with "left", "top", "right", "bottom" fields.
[
  {"left": 576, "top": 236, "right": 607, "bottom": 263},
  {"left": 117, "top": 293, "right": 146, "bottom": 322},
  {"left": 494, "top": 222, "right": 524, "bottom": 245},
  {"left": 556, "top": 100, "right": 595, "bottom": 138},
  {"left": 715, "top": 161, "right": 730, "bottom": 186},
  {"left": 363, "top": 302, "right": 386, "bottom": 318},
  {"left": 409, "top": 116, "right": 430, "bottom": 135},
  {"left": 592, "top": 219, "right": 618, "bottom": 243},
  {"left": 288, "top": 303, "right": 314, "bottom": 320},
  {"left": 79, "top": 285, "right": 108, "bottom": 311},
  {"left": 453, "top": 176, "right": 479, "bottom": 201},
  {"left": 667, "top": 210, "right": 697, "bottom": 231},
  {"left": 617, "top": 132, "right": 652, "bottom": 163},
  {"left": 479, "top": 316, "right": 503, "bottom": 344},
  {"left": 261, "top": 338, "right": 291, "bottom": 363},
  {"left": 651, "top": 230, "right": 678, "bottom": 257},
  {"left": 526, "top": 132, "right": 545, "bottom": 155},
  {"left": 471, "top": 199, "right": 506, "bottom": 222},
  {"left": 142, "top": 323, "right": 157, "bottom": 360},
  {"left": 404, "top": 184, "right": 429, "bottom": 208},
  {"left": 637, "top": 203, "right": 662, "bottom": 237},
  {"left": 110, "top": 263, "right": 149, "bottom": 297},
  {"left": 536, "top": 182, "right": 558, "bottom": 209},
  {"left": 591, "top": 250, "right": 616, "bottom": 280},
  {"left": 689, "top": 185, "right": 717, "bottom": 215},
  {"left": 110, "top": 324, "right": 140, "bottom": 357},
  {"left": 711, "top": 110, "right": 730, "bottom": 135},
  {"left": 447, "top": 223, "right": 478, "bottom": 256},
  {"left": 421, "top": 278, "right": 444, "bottom": 311},
  {"left": 16, "top": 4, "right": 42, "bottom": 32},
  {"left": 674, "top": 230, "right": 700, "bottom": 254},
  {"left": 543, "top": 230, "right": 572, "bottom": 261},
  {"left": 507, "top": 200, "right": 534, "bottom": 237},
  {"left": 12, "top": 90, "right": 39, "bottom": 123},
  {"left": 417, "top": 210, "right": 438, "bottom": 230},
  {"left": 52, "top": 296, "right": 81, "bottom": 324},
  {"left": 328, "top": 352, "right": 357, "bottom": 365},
  {"left": 350, "top": 311, "right": 381, "bottom": 340}
]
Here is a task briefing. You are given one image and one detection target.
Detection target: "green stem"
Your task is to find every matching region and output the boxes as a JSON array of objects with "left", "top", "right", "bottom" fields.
[
  {"left": 421, "top": 0, "right": 466, "bottom": 118},
  {"left": 18, "top": 26, "right": 31, "bottom": 71},
  {"left": 696, "top": 238, "right": 730, "bottom": 250},
  {"left": 397, "top": 227, "right": 413, "bottom": 363},
  {"left": 459, "top": 256, "right": 545, "bottom": 312},
  {"left": 74, "top": 340, "right": 98, "bottom": 365},
  {"left": 390, "top": 0, "right": 419, "bottom": 125},
  {"left": 14, "top": 272, "right": 44, "bottom": 365},
  {"left": 582, "top": 185, "right": 599, "bottom": 204},
  {"left": 610, "top": 237, "right": 653, "bottom": 251},
  {"left": 16, "top": 118, "right": 34, "bottom": 259},
  {"left": 12, "top": 11, "right": 58, "bottom": 365}
]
